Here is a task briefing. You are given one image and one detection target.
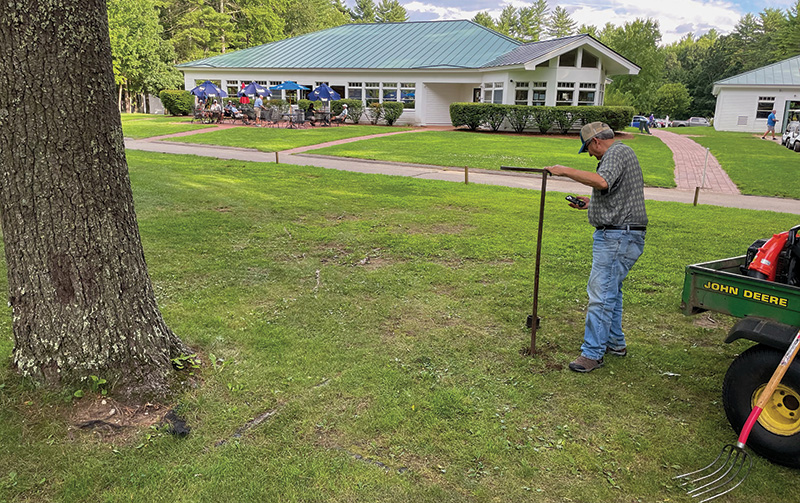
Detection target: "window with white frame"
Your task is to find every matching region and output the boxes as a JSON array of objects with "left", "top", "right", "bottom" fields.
[
  {"left": 347, "top": 82, "right": 363, "bottom": 101},
  {"left": 578, "top": 83, "right": 596, "bottom": 106},
  {"left": 483, "top": 82, "right": 503, "bottom": 104},
  {"left": 559, "top": 50, "right": 577, "bottom": 67},
  {"left": 381, "top": 82, "right": 398, "bottom": 103},
  {"left": 365, "top": 82, "right": 379, "bottom": 104},
  {"left": 400, "top": 82, "right": 415, "bottom": 108},
  {"left": 756, "top": 96, "right": 775, "bottom": 119},
  {"left": 226, "top": 80, "right": 239, "bottom": 97},
  {"left": 581, "top": 50, "right": 599, "bottom": 68},
  {"left": 532, "top": 82, "right": 546, "bottom": 106},
  {"left": 315, "top": 81, "right": 329, "bottom": 86},
  {"left": 514, "top": 82, "right": 529, "bottom": 105},
  {"left": 556, "top": 82, "right": 575, "bottom": 106}
]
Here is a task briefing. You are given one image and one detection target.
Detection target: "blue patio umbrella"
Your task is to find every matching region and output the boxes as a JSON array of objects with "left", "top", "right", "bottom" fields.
[
  {"left": 308, "top": 83, "right": 341, "bottom": 102},
  {"left": 238, "top": 81, "right": 271, "bottom": 97},
  {"left": 190, "top": 80, "right": 228, "bottom": 100},
  {"left": 269, "top": 81, "right": 309, "bottom": 91}
]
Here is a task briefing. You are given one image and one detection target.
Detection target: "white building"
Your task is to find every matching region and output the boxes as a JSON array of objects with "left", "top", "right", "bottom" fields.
[
  {"left": 177, "top": 20, "right": 639, "bottom": 126},
  {"left": 713, "top": 55, "right": 800, "bottom": 132}
]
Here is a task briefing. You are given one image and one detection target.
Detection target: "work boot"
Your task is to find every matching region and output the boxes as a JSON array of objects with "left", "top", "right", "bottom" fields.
[
  {"left": 568, "top": 355, "right": 604, "bottom": 373},
  {"left": 605, "top": 346, "right": 627, "bottom": 357}
]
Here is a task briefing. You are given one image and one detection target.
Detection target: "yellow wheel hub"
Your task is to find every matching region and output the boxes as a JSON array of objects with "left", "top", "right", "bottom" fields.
[{"left": 752, "top": 383, "right": 800, "bottom": 436}]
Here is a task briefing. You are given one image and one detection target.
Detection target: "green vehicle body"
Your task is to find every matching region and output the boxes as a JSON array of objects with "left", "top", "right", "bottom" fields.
[{"left": 682, "top": 255, "right": 800, "bottom": 345}]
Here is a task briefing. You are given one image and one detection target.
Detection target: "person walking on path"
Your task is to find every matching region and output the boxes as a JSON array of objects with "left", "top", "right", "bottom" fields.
[
  {"left": 546, "top": 122, "right": 648, "bottom": 373},
  {"left": 637, "top": 115, "right": 651, "bottom": 135},
  {"left": 763, "top": 109, "right": 779, "bottom": 140}
]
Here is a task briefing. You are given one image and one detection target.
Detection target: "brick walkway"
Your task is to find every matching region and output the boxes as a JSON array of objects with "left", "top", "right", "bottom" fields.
[{"left": 650, "top": 129, "right": 740, "bottom": 194}]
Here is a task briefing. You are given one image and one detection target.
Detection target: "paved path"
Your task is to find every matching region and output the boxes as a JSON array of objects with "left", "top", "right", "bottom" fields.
[
  {"left": 650, "top": 129, "right": 740, "bottom": 194},
  {"left": 124, "top": 126, "right": 800, "bottom": 215}
]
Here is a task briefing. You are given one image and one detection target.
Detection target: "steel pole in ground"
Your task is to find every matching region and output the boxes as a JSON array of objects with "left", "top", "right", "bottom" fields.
[{"left": 500, "top": 166, "right": 549, "bottom": 356}]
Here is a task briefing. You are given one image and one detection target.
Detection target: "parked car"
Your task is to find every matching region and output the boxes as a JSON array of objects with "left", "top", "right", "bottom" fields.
[
  {"left": 671, "top": 117, "right": 711, "bottom": 127},
  {"left": 630, "top": 115, "right": 648, "bottom": 128},
  {"left": 653, "top": 118, "right": 667, "bottom": 128},
  {"left": 782, "top": 121, "right": 800, "bottom": 151}
]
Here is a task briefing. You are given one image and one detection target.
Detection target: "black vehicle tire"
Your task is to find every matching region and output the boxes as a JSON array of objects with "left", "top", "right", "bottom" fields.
[
  {"left": 794, "top": 141, "right": 800, "bottom": 152},
  {"left": 723, "top": 344, "right": 800, "bottom": 468}
]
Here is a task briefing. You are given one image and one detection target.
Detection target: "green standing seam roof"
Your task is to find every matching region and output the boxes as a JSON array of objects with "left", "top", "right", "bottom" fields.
[
  {"left": 715, "top": 55, "right": 800, "bottom": 87},
  {"left": 177, "top": 20, "right": 521, "bottom": 70}
]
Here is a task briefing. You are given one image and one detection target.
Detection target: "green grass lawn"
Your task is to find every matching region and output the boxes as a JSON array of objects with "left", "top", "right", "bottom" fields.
[
  {"left": 659, "top": 127, "right": 800, "bottom": 198},
  {"left": 1, "top": 151, "right": 798, "bottom": 502},
  {"left": 308, "top": 130, "right": 677, "bottom": 188},
  {"left": 121, "top": 113, "right": 216, "bottom": 139},
  {"left": 166, "top": 125, "right": 413, "bottom": 152}
]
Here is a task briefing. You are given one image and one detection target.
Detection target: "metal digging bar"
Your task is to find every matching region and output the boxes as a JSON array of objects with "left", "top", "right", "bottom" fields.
[
  {"left": 674, "top": 328, "right": 800, "bottom": 502},
  {"left": 500, "top": 166, "right": 548, "bottom": 356}
]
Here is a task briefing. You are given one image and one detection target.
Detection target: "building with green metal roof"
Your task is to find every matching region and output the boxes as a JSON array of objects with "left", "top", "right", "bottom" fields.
[
  {"left": 177, "top": 20, "right": 639, "bottom": 126},
  {"left": 712, "top": 54, "right": 800, "bottom": 132}
]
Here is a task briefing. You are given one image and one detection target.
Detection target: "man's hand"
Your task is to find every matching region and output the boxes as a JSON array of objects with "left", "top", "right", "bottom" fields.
[
  {"left": 569, "top": 196, "right": 590, "bottom": 209},
  {"left": 545, "top": 165, "right": 571, "bottom": 176}
]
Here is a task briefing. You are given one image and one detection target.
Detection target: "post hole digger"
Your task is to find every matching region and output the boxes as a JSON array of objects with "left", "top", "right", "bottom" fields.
[{"left": 677, "top": 225, "right": 800, "bottom": 501}]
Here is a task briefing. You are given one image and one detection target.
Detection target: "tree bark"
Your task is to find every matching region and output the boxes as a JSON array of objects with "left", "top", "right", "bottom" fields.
[{"left": 0, "top": 0, "right": 190, "bottom": 398}]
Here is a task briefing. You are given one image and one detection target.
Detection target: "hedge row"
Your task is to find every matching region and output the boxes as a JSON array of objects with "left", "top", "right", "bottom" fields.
[
  {"left": 159, "top": 90, "right": 194, "bottom": 116},
  {"left": 450, "top": 103, "right": 635, "bottom": 133}
]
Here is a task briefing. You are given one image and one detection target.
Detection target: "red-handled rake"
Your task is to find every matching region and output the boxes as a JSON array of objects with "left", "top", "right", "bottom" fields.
[{"left": 674, "top": 328, "right": 800, "bottom": 502}]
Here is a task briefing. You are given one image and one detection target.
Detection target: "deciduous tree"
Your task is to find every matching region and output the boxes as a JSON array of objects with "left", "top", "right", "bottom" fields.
[{"left": 0, "top": 0, "right": 190, "bottom": 398}]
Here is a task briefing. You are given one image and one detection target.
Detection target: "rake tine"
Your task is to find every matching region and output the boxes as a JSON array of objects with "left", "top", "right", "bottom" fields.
[
  {"left": 685, "top": 445, "right": 739, "bottom": 491},
  {"left": 688, "top": 447, "right": 752, "bottom": 502},
  {"left": 673, "top": 444, "right": 734, "bottom": 485}
]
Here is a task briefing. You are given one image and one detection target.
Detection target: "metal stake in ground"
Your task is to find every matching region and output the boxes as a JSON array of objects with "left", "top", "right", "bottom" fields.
[{"left": 500, "top": 166, "right": 549, "bottom": 356}]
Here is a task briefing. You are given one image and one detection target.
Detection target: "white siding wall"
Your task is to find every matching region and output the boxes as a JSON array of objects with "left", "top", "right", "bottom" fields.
[
  {"left": 421, "top": 83, "right": 475, "bottom": 125},
  {"left": 714, "top": 86, "right": 800, "bottom": 132}
]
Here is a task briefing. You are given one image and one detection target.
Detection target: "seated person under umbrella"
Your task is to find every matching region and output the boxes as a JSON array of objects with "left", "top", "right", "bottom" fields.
[
  {"left": 331, "top": 104, "right": 348, "bottom": 124},
  {"left": 209, "top": 100, "right": 222, "bottom": 123},
  {"left": 306, "top": 102, "right": 317, "bottom": 125}
]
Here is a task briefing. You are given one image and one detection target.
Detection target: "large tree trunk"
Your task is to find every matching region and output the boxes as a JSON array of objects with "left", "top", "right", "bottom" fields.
[{"left": 0, "top": 0, "right": 190, "bottom": 398}]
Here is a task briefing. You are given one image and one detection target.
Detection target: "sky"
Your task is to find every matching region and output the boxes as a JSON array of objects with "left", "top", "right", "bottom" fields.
[{"left": 358, "top": 0, "right": 796, "bottom": 44}]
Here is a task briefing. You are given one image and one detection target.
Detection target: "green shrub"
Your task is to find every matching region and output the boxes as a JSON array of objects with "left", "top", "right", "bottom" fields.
[
  {"left": 530, "top": 107, "right": 554, "bottom": 133},
  {"left": 450, "top": 103, "right": 487, "bottom": 130},
  {"left": 551, "top": 107, "right": 575, "bottom": 134},
  {"left": 159, "top": 90, "right": 194, "bottom": 116},
  {"left": 483, "top": 104, "right": 506, "bottom": 132},
  {"left": 505, "top": 105, "right": 532, "bottom": 133},
  {"left": 382, "top": 102, "right": 405, "bottom": 126},
  {"left": 602, "top": 106, "right": 635, "bottom": 131},
  {"left": 366, "top": 102, "right": 384, "bottom": 125}
]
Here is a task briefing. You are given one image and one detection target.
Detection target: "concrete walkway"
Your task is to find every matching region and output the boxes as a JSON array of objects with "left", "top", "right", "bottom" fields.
[{"left": 124, "top": 126, "right": 800, "bottom": 215}]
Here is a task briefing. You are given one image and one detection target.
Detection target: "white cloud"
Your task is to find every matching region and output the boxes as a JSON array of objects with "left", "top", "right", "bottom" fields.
[{"left": 401, "top": 0, "right": 747, "bottom": 44}]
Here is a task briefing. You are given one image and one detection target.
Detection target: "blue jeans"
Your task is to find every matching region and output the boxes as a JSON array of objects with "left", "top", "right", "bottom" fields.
[{"left": 581, "top": 229, "right": 646, "bottom": 360}]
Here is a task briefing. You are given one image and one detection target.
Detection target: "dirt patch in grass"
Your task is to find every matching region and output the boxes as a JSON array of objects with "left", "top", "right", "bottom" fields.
[
  {"left": 692, "top": 313, "right": 722, "bottom": 329},
  {"left": 69, "top": 397, "right": 168, "bottom": 443}
]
